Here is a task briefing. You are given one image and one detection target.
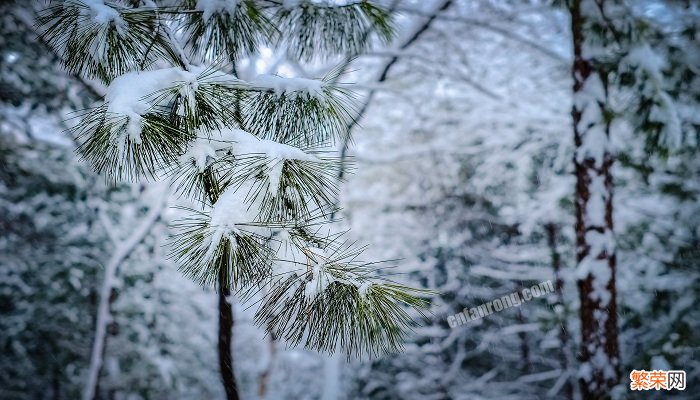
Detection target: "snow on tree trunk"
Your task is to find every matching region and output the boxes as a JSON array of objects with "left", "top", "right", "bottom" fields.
[
  {"left": 570, "top": 1, "right": 620, "bottom": 397},
  {"left": 83, "top": 185, "right": 167, "bottom": 400},
  {"left": 200, "top": 167, "right": 240, "bottom": 400}
]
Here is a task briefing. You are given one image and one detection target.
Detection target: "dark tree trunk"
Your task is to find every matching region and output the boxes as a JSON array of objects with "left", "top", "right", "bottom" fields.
[
  {"left": 545, "top": 223, "right": 573, "bottom": 400},
  {"left": 569, "top": 1, "right": 620, "bottom": 398},
  {"left": 218, "top": 276, "right": 240, "bottom": 400},
  {"left": 203, "top": 167, "right": 240, "bottom": 400}
]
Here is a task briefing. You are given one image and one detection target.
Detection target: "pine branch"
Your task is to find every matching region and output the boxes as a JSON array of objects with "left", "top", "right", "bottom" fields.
[
  {"left": 37, "top": 0, "right": 181, "bottom": 82},
  {"left": 12, "top": 7, "right": 107, "bottom": 97},
  {"left": 35, "top": 0, "right": 433, "bottom": 365},
  {"left": 72, "top": 105, "right": 190, "bottom": 181},
  {"left": 242, "top": 68, "right": 358, "bottom": 146},
  {"left": 255, "top": 234, "right": 432, "bottom": 358},
  {"left": 272, "top": 0, "right": 394, "bottom": 61},
  {"left": 180, "top": 0, "right": 276, "bottom": 63},
  {"left": 169, "top": 207, "right": 274, "bottom": 288}
]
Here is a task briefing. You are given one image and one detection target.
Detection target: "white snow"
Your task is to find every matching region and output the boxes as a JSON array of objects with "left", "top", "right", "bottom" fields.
[
  {"left": 218, "top": 129, "right": 313, "bottom": 161},
  {"left": 651, "top": 354, "right": 671, "bottom": 371},
  {"left": 584, "top": 173, "right": 607, "bottom": 227},
  {"left": 181, "top": 139, "right": 219, "bottom": 171},
  {"left": 209, "top": 183, "right": 257, "bottom": 234},
  {"left": 212, "top": 128, "right": 316, "bottom": 193},
  {"left": 575, "top": 74, "right": 609, "bottom": 167},
  {"left": 82, "top": 0, "right": 125, "bottom": 33},
  {"left": 576, "top": 125, "right": 608, "bottom": 166},
  {"left": 622, "top": 44, "right": 683, "bottom": 148},
  {"left": 576, "top": 229, "right": 615, "bottom": 306},
  {"left": 578, "top": 257, "right": 613, "bottom": 305},
  {"left": 196, "top": 0, "right": 241, "bottom": 21},
  {"left": 78, "top": 1, "right": 126, "bottom": 63},
  {"left": 649, "top": 91, "right": 682, "bottom": 148},
  {"left": 105, "top": 68, "right": 327, "bottom": 155},
  {"left": 302, "top": 247, "right": 335, "bottom": 300},
  {"left": 196, "top": 128, "right": 323, "bottom": 262},
  {"left": 204, "top": 181, "right": 261, "bottom": 262},
  {"left": 252, "top": 74, "right": 325, "bottom": 100},
  {"left": 587, "top": 230, "right": 615, "bottom": 258},
  {"left": 106, "top": 68, "right": 195, "bottom": 142},
  {"left": 358, "top": 281, "right": 372, "bottom": 298},
  {"left": 624, "top": 43, "right": 666, "bottom": 82},
  {"left": 590, "top": 346, "right": 617, "bottom": 380}
]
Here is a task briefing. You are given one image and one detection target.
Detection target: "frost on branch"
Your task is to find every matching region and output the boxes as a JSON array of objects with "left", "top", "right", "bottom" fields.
[
  {"left": 183, "top": 0, "right": 274, "bottom": 62},
  {"left": 169, "top": 182, "right": 272, "bottom": 288},
  {"left": 75, "top": 66, "right": 348, "bottom": 181},
  {"left": 195, "top": 0, "right": 242, "bottom": 21},
  {"left": 621, "top": 44, "right": 683, "bottom": 149}
]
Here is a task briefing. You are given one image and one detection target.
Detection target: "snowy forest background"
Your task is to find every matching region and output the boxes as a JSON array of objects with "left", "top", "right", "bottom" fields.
[{"left": 1, "top": 0, "right": 699, "bottom": 399}]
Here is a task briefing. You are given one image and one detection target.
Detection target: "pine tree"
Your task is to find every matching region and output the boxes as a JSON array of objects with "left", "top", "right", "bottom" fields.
[
  {"left": 36, "top": 1, "right": 430, "bottom": 398},
  {"left": 568, "top": 1, "right": 620, "bottom": 397},
  {"left": 565, "top": 0, "right": 698, "bottom": 397}
]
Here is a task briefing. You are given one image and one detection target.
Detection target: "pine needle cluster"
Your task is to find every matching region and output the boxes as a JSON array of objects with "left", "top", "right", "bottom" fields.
[{"left": 39, "top": 0, "right": 431, "bottom": 358}]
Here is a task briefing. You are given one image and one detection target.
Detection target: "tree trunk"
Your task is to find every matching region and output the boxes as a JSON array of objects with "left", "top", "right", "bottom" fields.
[
  {"left": 545, "top": 223, "right": 573, "bottom": 400},
  {"left": 218, "top": 276, "right": 240, "bottom": 400},
  {"left": 203, "top": 168, "right": 240, "bottom": 400},
  {"left": 83, "top": 190, "right": 166, "bottom": 400},
  {"left": 569, "top": 1, "right": 620, "bottom": 398}
]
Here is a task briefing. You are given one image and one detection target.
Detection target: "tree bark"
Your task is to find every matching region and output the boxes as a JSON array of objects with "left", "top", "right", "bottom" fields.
[
  {"left": 569, "top": 1, "right": 620, "bottom": 398},
  {"left": 218, "top": 277, "right": 240, "bottom": 400}
]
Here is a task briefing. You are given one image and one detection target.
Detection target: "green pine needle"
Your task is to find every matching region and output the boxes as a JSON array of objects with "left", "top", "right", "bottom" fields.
[
  {"left": 273, "top": 1, "right": 394, "bottom": 61},
  {"left": 242, "top": 75, "right": 358, "bottom": 147},
  {"left": 169, "top": 207, "right": 273, "bottom": 288},
  {"left": 180, "top": 0, "right": 276, "bottom": 63},
  {"left": 72, "top": 107, "right": 190, "bottom": 181},
  {"left": 38, "top": 1, "right": 181, "bottom": 82},
  {"left": 255, "top": 235, "right": 432, "bottom": 359}
]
